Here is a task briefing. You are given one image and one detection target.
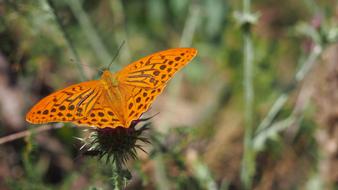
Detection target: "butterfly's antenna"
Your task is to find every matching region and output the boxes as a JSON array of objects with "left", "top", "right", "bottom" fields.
[
  {"left": 82, "top": 63, "right": 104, "bottom": 73},
  {"left": 107, "top": 41, "right": 125, "bottom": 71},
  {"left": 69, "top": 59, "right": 104, "bottom": 73}
]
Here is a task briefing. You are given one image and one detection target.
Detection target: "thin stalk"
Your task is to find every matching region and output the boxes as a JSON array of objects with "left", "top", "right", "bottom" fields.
[
  {"left": 253, "top": 78, "right": 314, "bottom": 150},
  {"left": 168, "top": 2, "right": 200, "bottom": 97},
  {"left": 67, "top": 0, "right": 111, "bottom": 67},
  {"left": 45, "top": 0, "right": 87, "bottom": 81},
  {"left": 240, "top": 0, "right": 255, "bottom": 188},
  {"left": 255, "top": 44, "right": 322, "bottom": 135},
  {"left": 112, "top": 160, "right": 123, "bottom": 190},
  {"left": 109, "top": 0, "right": 131, "bottom": 68},
  {"left": 243, "top": 0, "right": 250, "bottom": 12},
  {"left": 179, "top": 4, "right": 200, "bottom": 47},
  {"left": 243, "top": 27, "right": 254, "bottom": 134},
  {"left": 255, "top": 94, "right": 288, "bottom": 134},
  {"left": 0, "top": 124, "right": 61, "bottom": 145},
  {"left": 241, "top": 28, "right": 255, "bottom": 190},
  {"left": 295, "top": 45, "right": 322, "bottom": 81},
  {"left": 253, "top": 116, "right": 296, "bottom": 150}
]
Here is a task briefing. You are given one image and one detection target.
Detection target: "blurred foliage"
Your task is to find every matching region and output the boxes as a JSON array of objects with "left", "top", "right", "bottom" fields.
[{"left": 0, "top": 0, "right": 337, "bottom": 189}]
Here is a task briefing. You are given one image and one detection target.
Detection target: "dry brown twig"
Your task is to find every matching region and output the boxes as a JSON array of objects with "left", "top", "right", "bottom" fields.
[{"left": 0, "top": 124, "right": 62, "bottom": 145}]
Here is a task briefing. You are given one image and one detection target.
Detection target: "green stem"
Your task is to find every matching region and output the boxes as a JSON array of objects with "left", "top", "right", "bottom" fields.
[
  {"left": 255, "top": 93, "right": 288, "bottom": 134},
  {"left": 109, "top": 0, "right": 131, "bottom": 69},
  {"left": 243, "top": 26, "right": 254, "bottom": 134},
  {"left": 179, "top": 3, "right": 200, "bottom": 47},
  {"left": 168, "top": 2, "right": 200, "bottom": 98},
  {"left": 241, "top": 28, "right": 255, "bottom": 190},
  {"left": 255, "top": 44, "right": 322, "bottom": 135},
  {"left": 243, "top": 0, "right": 251, "bottom": 13},
  {"left": 67, "top": 0, "right": 111, "bottom": 67},
  {"left": 112, "top": 160, "right": 123, "bottom": 190},
  {"left": 240, "top": 0, "right": 255, "bottom": 188},
  {"left": 45, "top": 0, "right": 87, "bottom": 81}
]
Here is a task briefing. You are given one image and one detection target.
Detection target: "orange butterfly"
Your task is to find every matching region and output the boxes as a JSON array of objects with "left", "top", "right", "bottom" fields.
[{"left": 26, "top": 48, "right": 197, "bottom": 128}]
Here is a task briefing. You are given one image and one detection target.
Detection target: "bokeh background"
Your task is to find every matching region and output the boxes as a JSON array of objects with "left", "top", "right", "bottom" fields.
[{"left": 0, "top": 0, "right": 338, "bottom": 189}]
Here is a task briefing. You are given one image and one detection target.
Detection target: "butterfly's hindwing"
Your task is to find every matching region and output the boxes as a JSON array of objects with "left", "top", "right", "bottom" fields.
[
  {"left": 74, "top": 92, "right": 124, "bottom": 128},
  {"left": 124, "top": 86, "right": 164, "bottom": 126}
]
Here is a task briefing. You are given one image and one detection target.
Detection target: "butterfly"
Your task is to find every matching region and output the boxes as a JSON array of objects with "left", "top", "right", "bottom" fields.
[{"left": 26, "top": 48, "right": 197, "bottom": 128}]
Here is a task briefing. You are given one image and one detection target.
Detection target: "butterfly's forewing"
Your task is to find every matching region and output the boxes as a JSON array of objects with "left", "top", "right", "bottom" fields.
[
  {"left": 116, "top": 48, "right": 197, "bottom": 88},
  {"left": 116, "top": 48, "right": 197, "bottom": 126},
  {"left": 26, "top": 80, "right": 103, "bottom": 125}
]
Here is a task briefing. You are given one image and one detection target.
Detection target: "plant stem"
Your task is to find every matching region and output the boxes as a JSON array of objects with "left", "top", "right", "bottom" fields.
[
  {"left": 179, "top": 3, "right": 200, "bottom": 47},
  {"left": 109, "top": 0, "right": 131, "bottom": 68},
  {"left": 243, "top": 0, "right": 251, "bottom": 13},
  {"left": 45, "top": 0, "right": 87, "bottom": 81},
  {"left": 255, "top": 44, "right": 322, "bottom": 135},
  {"left": 255, "top": 94, "right": 288, "bottom": 134},
  {"left": 67, "top": 0, "right": 111, "bottom": 67},
  {"left": 112, "top": 160, "right": 123, "bottom": 190},
  {"left": 240, "top": 0, "right": 255, "bottom": 188},
  {"left": 168, "top": 2, "right": 200, "bottom": 98}
]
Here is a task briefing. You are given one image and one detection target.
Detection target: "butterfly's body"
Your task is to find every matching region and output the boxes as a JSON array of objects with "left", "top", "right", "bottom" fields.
[
  {"left": 99, "top": 71, "right": 124, "bottom": 124},
  {"left": 26, "top": 48, "right": 197, "bottom": 128},
  {"left": 101, "top": 70, "right": 142, "bottom": 127}
]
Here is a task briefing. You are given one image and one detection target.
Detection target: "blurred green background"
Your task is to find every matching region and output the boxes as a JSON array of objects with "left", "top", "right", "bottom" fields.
[{"left": 0, "top": 0, "right": 337, "bottom": 189}]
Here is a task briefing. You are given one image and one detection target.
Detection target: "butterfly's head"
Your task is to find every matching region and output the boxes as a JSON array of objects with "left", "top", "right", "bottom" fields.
[{"left": 101, "top": 70, "right": 119, "bottom": 87}]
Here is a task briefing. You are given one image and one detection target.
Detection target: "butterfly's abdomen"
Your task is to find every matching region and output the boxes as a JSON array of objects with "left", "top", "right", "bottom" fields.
[{"left": 100, "top": 70, "right": 130, "bottom": 127}]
